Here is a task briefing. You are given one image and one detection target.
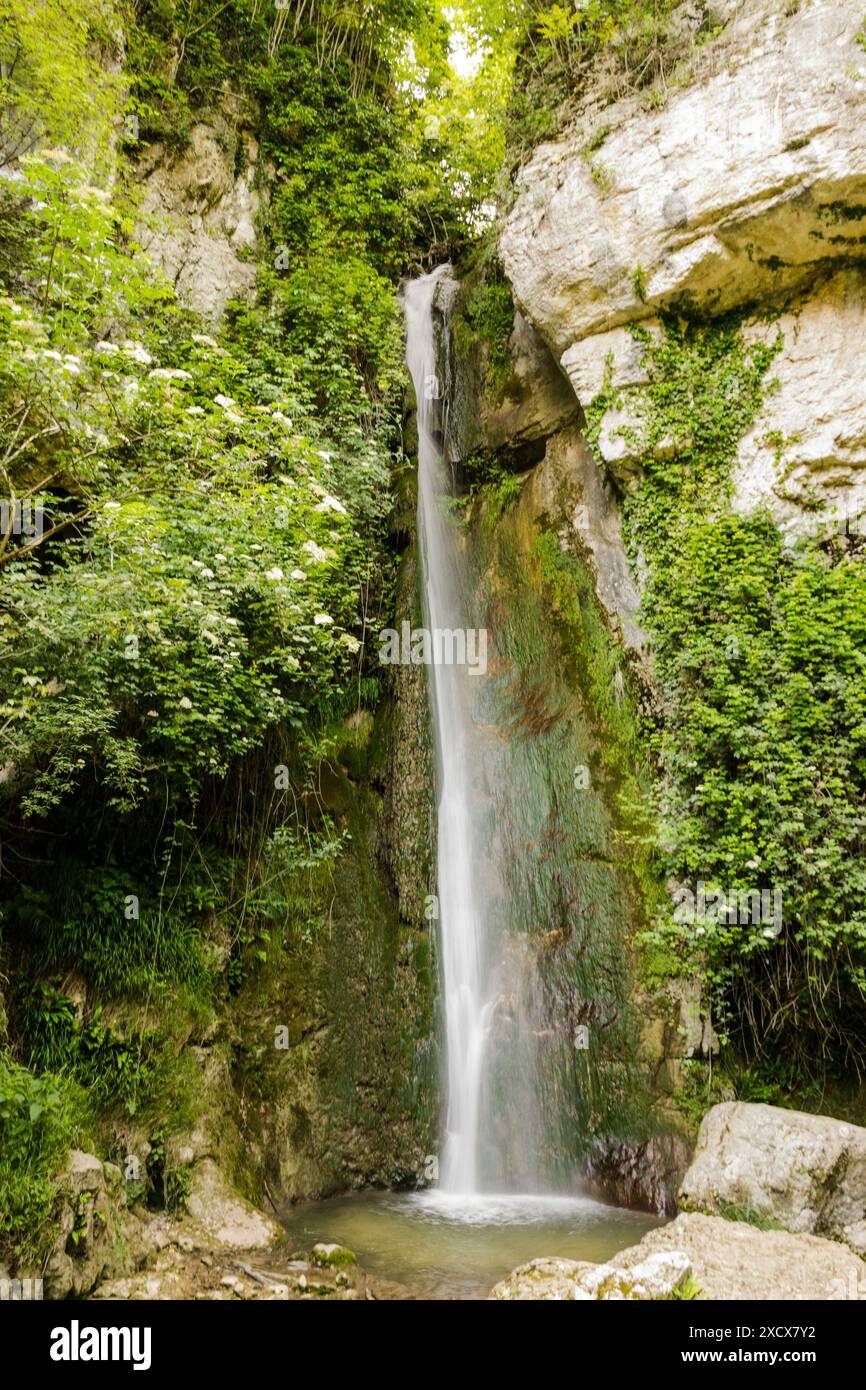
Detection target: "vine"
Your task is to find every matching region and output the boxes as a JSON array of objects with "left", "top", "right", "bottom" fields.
[{"left": 588, "top": 314, "right": 866, "bottom": 1080}]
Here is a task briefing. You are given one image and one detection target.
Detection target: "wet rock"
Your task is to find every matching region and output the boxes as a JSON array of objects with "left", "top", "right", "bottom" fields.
[
  {"left": 584, "top": 1132, "right": 692, "bottom": 1217},
  {"left": 516, "top": 423, "right": 647, "bottom": 657},
  {"left": 311, "top": 1242, "right": 356, "bottom": 1269}
]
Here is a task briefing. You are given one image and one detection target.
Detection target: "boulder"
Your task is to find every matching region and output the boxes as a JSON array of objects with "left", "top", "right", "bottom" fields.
[
  {"left": 185, "top": 1159, "right": 282, "bottom": 1249},
  {"left": 679, "top": 1102, "right": 866, "bottom": 1251},
  {"left": 489, "top": 1250, "right": 692, "bottom": 1300},
  {"left": 43, "top": 1150, "right": 147, "bottom": 1299},
  {"left": 615, "top": 1212, "right": 866, "bottom": 1300}
]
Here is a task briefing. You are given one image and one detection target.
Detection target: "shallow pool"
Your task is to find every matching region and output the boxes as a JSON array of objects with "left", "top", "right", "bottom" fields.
[{"left": 280, "top": 1189, "right": 663, "bottom": 1299}]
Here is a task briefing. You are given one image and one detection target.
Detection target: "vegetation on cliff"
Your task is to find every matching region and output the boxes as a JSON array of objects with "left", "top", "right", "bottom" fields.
[
  {"left": 1, "top": 0, "right": 865, "bottom": 1278},
  {"left": 0, "top": 0, "right": 480, "bottom": 1267}
]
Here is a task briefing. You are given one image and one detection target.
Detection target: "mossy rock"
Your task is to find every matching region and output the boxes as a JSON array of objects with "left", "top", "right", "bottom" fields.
[{"left": 311, "top": 1242, "right": 356, "bottom": 1270}]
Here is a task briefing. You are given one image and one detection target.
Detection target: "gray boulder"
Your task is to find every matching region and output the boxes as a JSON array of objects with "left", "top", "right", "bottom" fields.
[
  {"left": 679, "top": 1102, "right": 866, "bottom": 1252},
  {"left": 489, "top": 1250, "right": 692, "bottom": 1300},
  {"left": 616, "top": 1213, "right": 866, "bottom": 1301}
]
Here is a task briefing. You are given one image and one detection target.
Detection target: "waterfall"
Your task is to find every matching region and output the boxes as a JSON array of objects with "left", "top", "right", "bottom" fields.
[
  {"left": 404, "top": 267, "right": 494, "bottom": 1194},
  {"left": 403, "top": 268, "right": 650, "bottom": 1207}
]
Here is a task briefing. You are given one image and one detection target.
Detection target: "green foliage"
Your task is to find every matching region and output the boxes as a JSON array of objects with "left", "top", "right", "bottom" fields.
[
  {"left": 14, "top": 873, "right": 212, "bottom": 1001},
  {"left": 0, "top": 156, "right": 383, "bottom": 820},
  {"left": 588, "top": 316, "right": 866, "bottom": 1075},
  {"left": 19, "top": 983, "right": 160, "bottom": 1115},
  {"left": 0, "top": 1057, "right": 87, "bottom": 1265},
  {"left": 714, "top": 1198, "right": 785, "bottom": 1231},
  {"left": 507, "top": 1, "right": 725, "bottom": 157},
  {"left": 0, "top": 0, "right": 120, "bottom": 165},
  {"left": 227, "top": 813, "right": 349, "bottom": 988},
  {"left": 646, "top": 515, "right": 866, "bottom": 1068},
  {"left": 466, "top": 464, "right": 526, "bottom": 530},
  {"left": 0, "top": 1, "right": 453, "bottom": 1260},
  {"left": 670, "top": 1273, "right": 703, "bottom": 1300},
  {"left": 589, "top": 316, "right": 783, "bottom": 577},
  {"left": 461, "top": 271, "right": 515, "bottom": 395},
  {"left": 146, "top": 1128, "right": 191, "bottom": 1213}
]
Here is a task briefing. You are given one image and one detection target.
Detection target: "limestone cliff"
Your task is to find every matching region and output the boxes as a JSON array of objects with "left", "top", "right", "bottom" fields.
[
  {"left": 500, "top": 0, "right": 866, "bottom": 538},
  {"left": 135, "top": 103, "right": 262, "bottom": 320},
  {"left": 433, "top": 0, "right": 866, "bottom": 1195}
]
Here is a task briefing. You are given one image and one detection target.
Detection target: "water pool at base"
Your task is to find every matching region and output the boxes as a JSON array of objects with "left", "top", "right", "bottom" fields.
[{"left": 280, "top": 1190, "right": 664, "bottom": 1299}]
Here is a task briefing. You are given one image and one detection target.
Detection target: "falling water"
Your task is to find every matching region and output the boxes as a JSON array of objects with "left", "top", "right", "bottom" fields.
[
  {"left": 403, "top": 268, "right": 647, "bottom": 1204},
  {"left": 404, "top": 266, "right": 494, "bottom": 1194}
]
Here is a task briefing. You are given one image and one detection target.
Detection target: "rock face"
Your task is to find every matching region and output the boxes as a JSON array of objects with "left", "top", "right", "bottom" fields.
[
  {"left": 499, "top": 0, "right": 866, "bottom": 533},
  {"left": 185, "top": 1159, "right": 282, "bottom": 1249},
  {"left": 43, "top": 1150, "right": 147, "bottom": 1299},
  {"left": 517, "top": 423, "right": 647, "bottom": 655},
  {"left": 679, "top": 1102, "right": 866, "bottom": 1254},
  {"left": 501, "top": 0, "right": 866, "bottom": 353},
  {"left": 732, "top": 268, "right": 866, "bottom": 532},
  {"left": 481, "top": 311, "right": 579, "bottom": 455},
  {"left": 136, "top": 111, "right": 260, "bottom": 321},
  {"left": 615, "top": 1212, "right": 866, "bottom": 1301}
]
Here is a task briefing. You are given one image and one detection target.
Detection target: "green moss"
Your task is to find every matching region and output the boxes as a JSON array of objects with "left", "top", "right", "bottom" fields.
[
  {"left": 714, "top": 1198, "right": 786, "bottom": 1231},
  {"left": 463, "top": 500, "right": 667, "bottom": 1175},
  {"left": 233, "top": 759, "right": 436, "bottom": 1196},
  {"left": 312, "top": 1242, "right": 356, "bottom": 1268},
  {"left": 452, "top": 264, "right": 515, "bottom": 402}
]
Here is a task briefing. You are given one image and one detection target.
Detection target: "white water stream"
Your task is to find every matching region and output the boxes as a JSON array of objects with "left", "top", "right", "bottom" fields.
[{"left": 404, "top": 267, "right": 494, "bottom": 1193}]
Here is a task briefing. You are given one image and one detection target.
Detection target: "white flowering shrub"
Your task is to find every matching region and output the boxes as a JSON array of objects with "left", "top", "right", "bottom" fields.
[{"left": 0, "top": 153, "right": 391, "bottom": 818}]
